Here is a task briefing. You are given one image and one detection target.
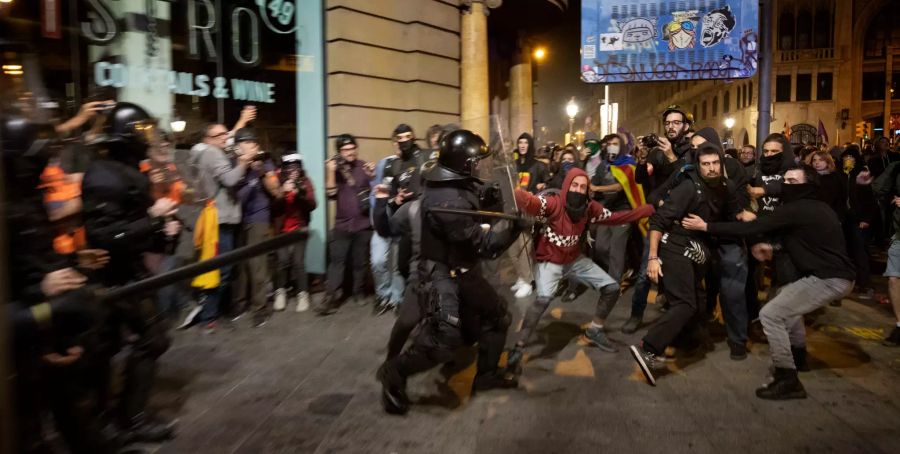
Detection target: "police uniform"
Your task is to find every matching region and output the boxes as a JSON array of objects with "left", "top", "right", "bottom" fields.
[{"left": 377, "top": 130, "right": 523, "bottom": 415}]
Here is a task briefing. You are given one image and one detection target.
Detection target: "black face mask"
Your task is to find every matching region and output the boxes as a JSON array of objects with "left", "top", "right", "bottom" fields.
[
  {"left": 760, "top": 153, "right": 783, "bottom": 175},
  {"left": 781, "top": 183, "right": 818, "bottom": 203},
  {"left": 565, "top": 191, "right": 589, "bottom": 222},
  {"left": 702, "top": 174, "right": 722, "bottom": 187},
  {"left": 399, "top": 140, "right": 415, "bottom": 159}
]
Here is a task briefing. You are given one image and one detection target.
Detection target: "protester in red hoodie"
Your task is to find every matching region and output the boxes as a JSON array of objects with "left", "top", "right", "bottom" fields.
[
  {"left": 507, "top": 168, "right": 653, "bottom": 370},
  {"left": 274, "top": 153, "right": 317, "bottom": 312}
]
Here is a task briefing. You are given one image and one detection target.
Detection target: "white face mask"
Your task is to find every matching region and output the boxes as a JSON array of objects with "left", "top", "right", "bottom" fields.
[{"left": 607, "top": 144, "right": 620, "bottom": 159}]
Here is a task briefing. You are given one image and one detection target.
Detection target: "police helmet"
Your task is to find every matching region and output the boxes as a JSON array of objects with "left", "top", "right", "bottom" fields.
[{"left": 423, "top": 129, "right": 491, "bottom": 182}]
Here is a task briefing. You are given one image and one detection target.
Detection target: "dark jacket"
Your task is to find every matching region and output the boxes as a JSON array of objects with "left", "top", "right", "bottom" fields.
[
  {"left": 650, "top": 170, "right": 741, "bottom": 244},
  {"left": 514, "top": 133, "right": 549, "bottom": 193},
  {"left": 817, "top": 171, "right": 848, "bottom": 223},
  {"left": 420, "top": 180, "right": 519, "bottom": 270},
  {"left": 708, "top": 197, "right": 856, "bottom": 281},
  {"left": 872, "top": 161, "right": 900, "bottom": 237},
  {"left": 82, "top": 159, "right": 166, "bottom": 286}
]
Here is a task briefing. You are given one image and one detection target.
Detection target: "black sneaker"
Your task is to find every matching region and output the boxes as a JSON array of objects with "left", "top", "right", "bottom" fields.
[
  {"left": 629, "top": 345, "right": 663, "bottom": 386},
  {"left": 119, "top": 414, "right": 176, "bottom": 444},
  {"left": 756, "top": 367, "right": 807, "bottom": 400},
  {"left": 376, "top": 363, "right": 409, "bottom": 415},
  {"left": 621, "top": 315, "right": 642, "bottom": 334},
  {"left": 729, "top": 342, "right": 748, "bottom": 361},
  {"left": 883, "top": 326, "right": 900, "bottom": 347},
  {"left": 584, "top": 327, "right": 618, "bottom": 353}
]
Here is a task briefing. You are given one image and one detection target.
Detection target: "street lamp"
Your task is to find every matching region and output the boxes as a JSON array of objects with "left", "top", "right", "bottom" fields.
[
  {"left": 533, "top": 47, "right": 547, "bottom": 62},
  {"left": 566, "top": 97, "right": 579, "bottom": 139},
  {"left": 724, "top": 117, "right": 735, "bottom": 147}
]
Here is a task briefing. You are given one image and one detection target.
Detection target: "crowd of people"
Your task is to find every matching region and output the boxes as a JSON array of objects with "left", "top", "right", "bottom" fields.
[{"left": 6, "top": 80, "right": 900, "bottom": 450}]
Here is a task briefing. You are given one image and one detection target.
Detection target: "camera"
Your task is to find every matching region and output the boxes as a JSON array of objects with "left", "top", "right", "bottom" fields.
[{"left": 641, "top": 133, "right": 660, "bottom": 149}]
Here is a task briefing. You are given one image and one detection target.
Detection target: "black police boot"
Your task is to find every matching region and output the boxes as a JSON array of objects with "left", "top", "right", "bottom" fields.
[
  {"left": 791, "top": 346, "right": 810, "bottom": 372},
  {"left": 377, "top": 362, "right": 409, "bottom": 415},
  {"left": 756, "top": 367, "right": 807, "bottom": 400},
  {"left": 472, "top": 371, "right": 518, "bottom": 394},
  {"left": 119, "top": 413, "right": 176, "bottom": 444}
]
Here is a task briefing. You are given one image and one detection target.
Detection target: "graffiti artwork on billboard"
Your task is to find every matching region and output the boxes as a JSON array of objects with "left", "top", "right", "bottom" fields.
[
  {"left": 580, "top": 0, "right": 759, "bottom": 82},
  {"left": 663, "top": 11, "right": 698, "bottom": 51},
  {"left": 701, "top": 6, "right": 737, "bottom": 48}
]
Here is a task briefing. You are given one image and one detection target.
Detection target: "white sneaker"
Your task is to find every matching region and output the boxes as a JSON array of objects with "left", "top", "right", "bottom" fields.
[
  {"left": 295, "top": 291, "right": 310, "bottom": 312},
  {"left": 514, "top": 282, "right": 533, "bottom": 299},
  {"left": 510, "top": 278, "right": 528, "bottom": 292},
  {"left": 273, "top": 289, "right": 287, "bottom": 311}
]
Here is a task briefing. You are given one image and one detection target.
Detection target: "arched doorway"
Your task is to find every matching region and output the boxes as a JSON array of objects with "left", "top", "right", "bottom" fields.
[{"left": 739, "top": 129, "right": 750, "bottom": 147}]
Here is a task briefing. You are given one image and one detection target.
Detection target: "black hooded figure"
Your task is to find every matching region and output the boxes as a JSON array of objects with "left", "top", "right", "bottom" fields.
[
  {"left": 384, "top": 123, "right": 426, "bottom": 198},
  {"left": 840, "top": 145, "right": 876, "bottom": 291},
  {"left": 515, "top": 132, "right": 548, "bottom": 193},
  {"left": 754, "top": 133, "right": 796, "bottom": 215}
]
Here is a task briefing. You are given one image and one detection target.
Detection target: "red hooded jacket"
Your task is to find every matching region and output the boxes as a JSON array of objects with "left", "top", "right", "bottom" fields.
[{"left": 515, "top": 168, "right": 653, "bottom": 265}]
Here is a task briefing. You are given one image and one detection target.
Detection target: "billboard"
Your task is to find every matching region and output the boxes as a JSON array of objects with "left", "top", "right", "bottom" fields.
[{"left": 580, "top": 0, "right": 759, "bottom": 83}]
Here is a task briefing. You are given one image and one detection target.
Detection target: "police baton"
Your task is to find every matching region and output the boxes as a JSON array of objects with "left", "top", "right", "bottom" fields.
[
  {"left": 427, "top": 207, "right": 529, "bottom": 222},
  {"left": 97, "top": 229, "right": 308, "bottom": 302}
]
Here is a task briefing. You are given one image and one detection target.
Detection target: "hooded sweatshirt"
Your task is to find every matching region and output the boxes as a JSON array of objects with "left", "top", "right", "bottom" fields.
[
  {"left": 754, "top": 138, "right": 796, "bottom": 215},
  {"left": 515, "top": 133, "right": 548, "bottom": 193},
  {"left": 515, "top": 168, "right": 653, "bottom": 264}
]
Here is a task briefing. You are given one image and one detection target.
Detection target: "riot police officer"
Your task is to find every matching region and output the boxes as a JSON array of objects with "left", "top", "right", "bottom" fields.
[
  {"left": 2, "top": 98, "right": 116, "bottom": 452},
  {"left": 81, "top": 102, "right": 179, "bottom": 443},
  {"left": 376, "top": 129, "right": 524, "bottom": 415}
]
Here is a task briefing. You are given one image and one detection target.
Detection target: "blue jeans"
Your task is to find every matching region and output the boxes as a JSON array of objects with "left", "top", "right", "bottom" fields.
[
  {"left": 371, "top": 233, "right": 404, "bottom": 303},
  {"left": 630, "top": 235, "right": 651, "bottom": 317},
  {"left": 198, "top": 223, "right": 237, "bottom": 322}
]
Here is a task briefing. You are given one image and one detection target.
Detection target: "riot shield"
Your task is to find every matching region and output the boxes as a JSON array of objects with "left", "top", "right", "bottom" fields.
[{"left": 473, "top": 115, "right": 535, "bottom": 288}]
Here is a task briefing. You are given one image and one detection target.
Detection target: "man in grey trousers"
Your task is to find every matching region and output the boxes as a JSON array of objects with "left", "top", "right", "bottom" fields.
[{"left": 682, "top": 165, "right": 854, "bottom": 400}]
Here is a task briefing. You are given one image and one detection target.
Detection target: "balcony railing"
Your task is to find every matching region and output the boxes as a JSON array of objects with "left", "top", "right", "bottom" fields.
[{"left": 778, "top": 48, "right": 835, "bottom": 63}]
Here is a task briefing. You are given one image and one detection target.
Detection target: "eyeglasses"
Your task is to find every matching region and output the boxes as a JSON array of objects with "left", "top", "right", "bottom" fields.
[{"left": 664, "top": 120, "right": 684, "bottom": 127}]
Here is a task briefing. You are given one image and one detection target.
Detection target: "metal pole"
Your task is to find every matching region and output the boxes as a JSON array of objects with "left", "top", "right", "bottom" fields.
[
  {"left": 0, "top": 95, "right": 13, "bottom": 454},
  {"left": 99, "top": 229, "right": 308, "bottom": 302},
  {"left": 756, "top": 0, "right": 773, "bottom": 147}
]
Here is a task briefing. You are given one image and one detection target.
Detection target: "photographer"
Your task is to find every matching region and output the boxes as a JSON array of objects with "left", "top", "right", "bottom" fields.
[
  {"left": 234, "top": 128, "right": 281, "bottom": 327},
  {"left": 638, "top": 105, "right": 695, "bottom": 205},
  {"left": 320, "top": 134, "right": 375, "bottom": 315},
  {"left": 274, "top": 153, "right": 317, "bottom": 313}
]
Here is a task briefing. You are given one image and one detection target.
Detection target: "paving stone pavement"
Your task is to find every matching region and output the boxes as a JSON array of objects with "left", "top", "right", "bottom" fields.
[{"left": 151, "top": 285, "right": 900, "bottom": 454}]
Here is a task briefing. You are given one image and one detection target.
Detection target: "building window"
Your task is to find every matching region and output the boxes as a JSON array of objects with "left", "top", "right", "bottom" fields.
[
  {"left": 748, "top": 82, "right": 754, "bottom": 105},
  {"left": 864, "top": 7, "right": 898, "bottom": 59},
  {"left": 712, "top": 96, "right": 718, "bottom": 117},
  {"left": 862, "top": 72, "right": 886, "bottom": 100},
  {"left": 702, "top": 100, "right": 707, "bottom": 120},
  {"left": 776, "top": 75, "right": 792, "bottom": 102},
  {"left": 737, "top": 86, "right": 743, "bottom": 109},
  {"left": 723, "top": 90, "right": 730, "bottom": 113},
  {"left": 693, "top": 104, "right": 698, "bottom": 119},
  {"left": 814, "top": 8, "right": 832, "bottom": 48},
  {"left": 817, "top": 72, "right": 833, "bottom": 101},
  {"left": 779, "top": 11, "right": 795, "bottom": 50},
  {"left": 796, "top": 10, "right": 812, "bottom": 50},
  {"left": 796, "top": 74, "right": 812, "bottom": 101}
]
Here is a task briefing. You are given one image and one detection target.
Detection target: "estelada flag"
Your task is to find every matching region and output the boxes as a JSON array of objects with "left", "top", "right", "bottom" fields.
[{"left": 609, "top": 163, "right": 649, "bottom": 235}]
